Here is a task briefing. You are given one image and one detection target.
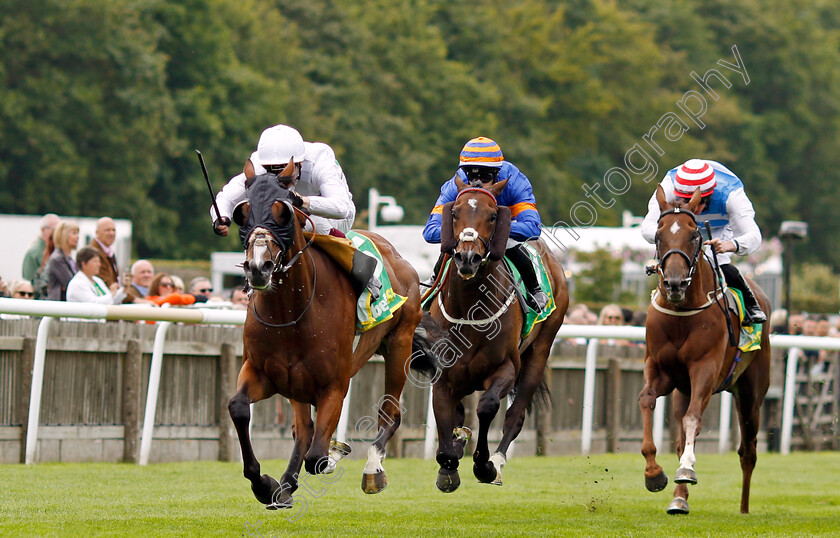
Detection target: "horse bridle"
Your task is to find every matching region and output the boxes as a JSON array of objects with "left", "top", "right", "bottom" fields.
[
  {"left": 651, "top": 207, "right": 703, "bottom": 287},
  {"left": 454, "top": 188, "right": 499, "bottom": 265},
  {"left": 246, "top": 207, "right": 318, "bottom": 328}
]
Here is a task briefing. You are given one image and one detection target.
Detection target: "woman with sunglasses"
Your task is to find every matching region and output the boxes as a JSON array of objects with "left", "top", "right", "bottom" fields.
[
  {"left": 146, "top": 273, "right": 196, "bottom": 306},
  {"left": 11, "top": 280, "right": 35, "bottom": 299}
]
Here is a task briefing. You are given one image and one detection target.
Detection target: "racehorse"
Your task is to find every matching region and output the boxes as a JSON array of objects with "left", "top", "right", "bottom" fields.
[
  {"left": 639, "top": 185, "right": 771, "bottom": 514},
  {"left": 426, "top": 177, "right": 568, "bottom": 492},
  {"left": 228, "top": 164, "right": 436, "bottom": 509}
]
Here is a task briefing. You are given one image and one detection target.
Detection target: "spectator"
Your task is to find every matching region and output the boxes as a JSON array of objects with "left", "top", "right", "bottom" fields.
[
  {"left": 230, "top": 286, "right": 249, "bottom": 309},
  {"left": 146, "top": 273, "right": 196, "bottom": 306},
  {"left": 188, "top": 277, "right": 214, "bottom": 303},
  {"left": 88, "top": 217, "right": 120, "bottom": 287},
  {"left": 769, "top": 309, "right": 788, "bottom": 335},
  {"left": 10, "top": 280, "right": 35, "bottom": 299},
  {"left": 630, "top": 310, "right": 647, "bottom": 327},
  {"left": 598, "top": 303, "right": 629, "bottom": 346},
  {"left": 46, "top": 220, "right": 79, "bottom": 301},
  {"left": 22, "top": 213, "right": 59, "bottom": 281},
  {"left": 788, "top": 313, "right": 804, "bottom": 335},
  {"left": 66, "top": 247, "right": 127, "bottom": 304},
  {"left": 0, "top": 276, "right": 9, "bottom": 298},
  {"left": 171, "top": 275, "right": 185, "bottom": 294},
  {"left": 564, "top": 304, "right": 595, "bottom": 345},
  {"left": 123, "top": 260, "right": 156, "bottom": 304}
]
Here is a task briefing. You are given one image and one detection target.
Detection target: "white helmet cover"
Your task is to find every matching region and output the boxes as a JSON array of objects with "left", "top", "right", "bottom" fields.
[{"left": 256, "top": 125, "right": 305, "bottom": 166}]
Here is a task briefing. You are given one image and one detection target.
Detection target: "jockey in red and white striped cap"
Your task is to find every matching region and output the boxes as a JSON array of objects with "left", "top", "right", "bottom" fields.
[{"left": 641, "top": 158, "right": 767, "bottom": 325}]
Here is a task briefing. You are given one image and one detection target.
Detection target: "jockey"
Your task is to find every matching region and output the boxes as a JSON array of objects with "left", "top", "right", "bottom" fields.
[
  {"left": 211, "top": 124, "right": 381, "bottom": 299},
  {"left": 641, "top": 159, "right": 767, "bottom": 325},
  {"left": 211, "top": 124, "right": 355, "bottom": 236},
  {"left": 422, "top": 137, "right": 549, "bottom": 311}
]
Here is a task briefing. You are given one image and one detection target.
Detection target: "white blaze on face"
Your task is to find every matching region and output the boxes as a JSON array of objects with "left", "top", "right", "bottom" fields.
[
  {"left": 669, "top": 221, "right": 681, "bottom": 235},
  {"left": 467, "top": 198, "right": 478, "bottom": 210}
]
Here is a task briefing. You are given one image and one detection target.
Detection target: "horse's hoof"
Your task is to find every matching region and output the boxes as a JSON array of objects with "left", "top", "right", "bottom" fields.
[
  {"left": 674, "top": 467, "right": 697, "bottom": 485},
  {"left": 329, "top": 440, "right": 352, "bottom": 458},
  {"left": 252, "top": 474, "right": 282, "bottom": 506},
  {"left": 473, "top": 460, "right": 497, "bottom": 484},
  {"left": 667, "top": 496, "right": 690, "bottom": 515},
  {"left": 436, "top": 468, "right": 461, "bottom": 493},
  {"left": 488, "top": 452, "right": 506, "bottom": 486},
  {"left": 266, "top": 494, "right": 294, "bottom": 510},
  {"left": 361, "top": 471, "right": 388, "bottom": 494},
  {"left": 645, "top": 469, "right": 669, "bottom": 492}
]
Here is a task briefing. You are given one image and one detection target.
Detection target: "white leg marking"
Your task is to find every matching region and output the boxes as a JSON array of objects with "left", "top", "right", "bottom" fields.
[{"left": 363, "top": 445, "right": 385, "bottom": 474}]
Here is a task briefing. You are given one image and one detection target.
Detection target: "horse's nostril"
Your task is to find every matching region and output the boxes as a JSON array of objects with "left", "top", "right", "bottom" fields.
[
  {"left": 242, "top": 260, "right": 251, "bottom": 273},
  {"left": 261, "top": 260, "right": 274, "bottom": 273},
  {"left": 469, "top": 253, "right": 482, "bottom": 266},
  {"left": 453, "top": 252, "right": 465, "bottom": 264}
]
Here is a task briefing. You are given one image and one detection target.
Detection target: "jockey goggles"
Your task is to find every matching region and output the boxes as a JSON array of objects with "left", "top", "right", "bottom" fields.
[{"left": 461, "top": 165, "right": 500, "bottom": 184}]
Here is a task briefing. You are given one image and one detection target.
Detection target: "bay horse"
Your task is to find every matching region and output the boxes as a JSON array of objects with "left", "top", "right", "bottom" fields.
[
  {"left": 228, "top": 165, "right": 436, "bottom": 509},
  {"left": 639, "top": 185, "right": 771, "bottom": 514},
  {"left": 427, "top": 177, "right": 568, "bottom": 492}
]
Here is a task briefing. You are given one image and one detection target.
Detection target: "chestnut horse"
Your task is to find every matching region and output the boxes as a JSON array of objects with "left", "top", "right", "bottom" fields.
[
  {"left": 228, "top": 167, "right": 436, "bottom": 509},
  {"left": 427, "top": 178, "right": 568, "bottom": 492},
  {"left": 639, "top": 186, "right": 770, "bottom": 514}
]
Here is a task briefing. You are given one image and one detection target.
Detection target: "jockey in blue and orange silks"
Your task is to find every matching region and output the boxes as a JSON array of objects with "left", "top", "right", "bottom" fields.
[{"left": 422, "top": 137, "right": 549, "bottom": 310}]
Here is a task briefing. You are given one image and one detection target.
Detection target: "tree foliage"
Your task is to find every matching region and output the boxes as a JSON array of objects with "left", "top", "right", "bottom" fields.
[{"left": 2, "top": 0, "right": 840, "bottom": 270}]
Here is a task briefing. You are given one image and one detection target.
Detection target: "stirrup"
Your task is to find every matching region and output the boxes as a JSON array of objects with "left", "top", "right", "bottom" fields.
[
  {"left": 367, "top": 276, "right": 382, "bottom": 302},
  {"left": 742, "top": 307, "right": 766, "bottom": 326},
  {"left": 527, "top": 290, "right": 549, "bottom": 311}
]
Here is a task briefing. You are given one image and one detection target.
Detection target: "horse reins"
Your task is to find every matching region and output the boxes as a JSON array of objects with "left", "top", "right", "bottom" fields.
[{"left": 247, "top": 208, "right": 319, "bottom": 328}]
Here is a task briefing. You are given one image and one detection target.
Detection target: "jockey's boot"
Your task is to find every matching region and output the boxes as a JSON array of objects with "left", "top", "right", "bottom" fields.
[
  {"left": 721, "top": 263, "right": 767, "bottom": 326},
  {"left": 505, "top": 243, "right": 549, "bottom": 312},
  {"left": 351, "top": 250, "right": 381, "bottom": 302},
  {"left": 420, "top": 253, "right": 446, "bottom": 290}
]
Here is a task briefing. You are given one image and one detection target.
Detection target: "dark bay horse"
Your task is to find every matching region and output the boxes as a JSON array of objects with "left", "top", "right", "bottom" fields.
[
  {"left": 427, "top": 178, "right": 568, "bottom": 492},
  {"left": 639, "top": 186, "right": 770, "bottom": 514},
  {"left": 228, "top": 166, "right": 435, "bottom": 509}
]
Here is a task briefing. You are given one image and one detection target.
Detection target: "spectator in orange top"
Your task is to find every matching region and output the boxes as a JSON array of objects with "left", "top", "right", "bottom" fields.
[{"left": 146, "top": 273, "right": 196, "bottom": 306}]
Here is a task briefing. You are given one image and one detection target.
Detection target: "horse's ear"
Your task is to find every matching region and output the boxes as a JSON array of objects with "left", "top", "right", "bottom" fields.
[
  {"left": 655, "top": 185, "right": 668, "bottom": 211},
  {"left": 279, "top": 158, "right": 296, "bottom": 178},
  {"left": 244, "top": 159, "right": 256, "bottom": 180},
  {"left": 687, "top": 187, "right": 702, "bottom": 213},
  {"left": 454, "top": 175, "right": 469, "bottom": 192},
  {"left": 488, "top": 206, "right": 511, "bottom": 261},
  {"left": 440, "top": 202, "right": 456, "bottom": 255},
  {"left": 232, "top": 202, "right": 249, "bottom": 227},
  {"left": 488, "top": 178, "right": 508, "bottom": 197}
]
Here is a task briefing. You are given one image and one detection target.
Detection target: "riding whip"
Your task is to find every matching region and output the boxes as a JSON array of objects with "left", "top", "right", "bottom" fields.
[
  {"left": 705, "top": 221, "right": 737, "bottom": 347},
  {"left": 196, "top": 150, "right": 222, "bottom": 222}
]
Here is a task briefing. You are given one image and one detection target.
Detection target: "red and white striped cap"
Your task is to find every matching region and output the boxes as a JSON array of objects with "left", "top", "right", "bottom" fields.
[{"left": 674, "top": 159, "right": 716, "bottom": 198}]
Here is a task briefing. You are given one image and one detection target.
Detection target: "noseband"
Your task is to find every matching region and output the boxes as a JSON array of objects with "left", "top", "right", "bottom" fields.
[
  {"left": 653, "top": 207, "right": 702, "bottom": 284},
  {"left": 454, "top": 188, "right": 499, "bottom": 263}
]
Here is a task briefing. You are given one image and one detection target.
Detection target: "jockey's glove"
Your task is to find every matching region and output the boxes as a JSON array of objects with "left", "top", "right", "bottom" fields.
[
  {"left": 213, "top": 216, "right": 231, "bottom": 236},
  {"left": 291, "top": 192, "right": 306, "bottom": 209}
]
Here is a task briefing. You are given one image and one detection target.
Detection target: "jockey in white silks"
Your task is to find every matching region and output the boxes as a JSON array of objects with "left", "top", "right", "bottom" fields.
[{"left": 641, "top": 158, "right": 767, "bottom": 325}]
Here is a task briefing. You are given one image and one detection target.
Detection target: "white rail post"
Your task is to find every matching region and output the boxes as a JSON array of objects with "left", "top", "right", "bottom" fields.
[
  {"left": 24, "top": 316, "right": 53, "bottom": 465},
  {"left": 781, "top": 347, "right": 802, "bottom": 455},
  {"left": 139, "top": 321, "right": 171, "bottom": 465},
  {"left": 718, "top": 391, "right": 732, "bottom": 453},
  {"left": 581, "top": 338, "right": 599, "bottom": 455},
  {"left": 336, "top": 378, "right": 354, "bottom": 444},
  {"left": 423, "top": 385, "right": 437, "bottom": 460},
  {"left": 653, "top": 396, "right": 666, "bottom": 451}
]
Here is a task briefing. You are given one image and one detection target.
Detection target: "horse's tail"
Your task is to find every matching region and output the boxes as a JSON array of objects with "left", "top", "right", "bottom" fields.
[
  {"left": 510, "top": 370, "right": 552, "bottom": 415},
  {"left": 408, "top": 313, "right": 445, "bottom": 379}
]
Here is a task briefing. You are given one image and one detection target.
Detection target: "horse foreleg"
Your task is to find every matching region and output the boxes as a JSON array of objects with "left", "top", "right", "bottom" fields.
[
  {"left": 228, "top": 359, "right": 280, "bottom": 507},
  {"left": 270, "top": 399, "right": 313, "bottom": 509},
  {"left": 675, "top": 360, "right": 718, "bottom": 486},
  {"left": 668, "top": 390, "right": 691, "bottom": 515},
  {"left": 638, "top": 359, "right": 674, "bottom": 493},
  {"left": 433, "top": 382, "right": 461, "bottom": 493},
  {"left": 473, "top": 360, "right": 516, "bottom": 485},
  {"left": 304, "top": 385, "right": 346, "bottom": 476}
]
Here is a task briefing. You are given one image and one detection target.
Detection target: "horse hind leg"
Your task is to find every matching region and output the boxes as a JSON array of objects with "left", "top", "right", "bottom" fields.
[
  {"left": 228, "top": 360, "right": 282, "bottom": 507},
  {"left": 734, "top": 361, "right": 769, "bottom": 514},
  {"left": 473, "top": 361, "right": 516, "bottom": 485},
  {"left": 362, "top": 328, "right": 413, "bottom": 494}
]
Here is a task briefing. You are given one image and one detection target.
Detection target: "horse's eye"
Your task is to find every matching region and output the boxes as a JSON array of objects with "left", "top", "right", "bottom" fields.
[{"left": 489, "top": 213, "right": 498, "bottom": 222}]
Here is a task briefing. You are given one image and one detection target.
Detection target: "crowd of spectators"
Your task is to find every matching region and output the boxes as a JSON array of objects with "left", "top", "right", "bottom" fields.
[{"left": 1, "top": 213, "right": 244, "bottom": 314}]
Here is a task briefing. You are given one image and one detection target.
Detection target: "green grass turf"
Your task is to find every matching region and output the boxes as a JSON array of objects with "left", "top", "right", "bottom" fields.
[{"left": 1, "top": 452, "right": 838, "bottom": 536}]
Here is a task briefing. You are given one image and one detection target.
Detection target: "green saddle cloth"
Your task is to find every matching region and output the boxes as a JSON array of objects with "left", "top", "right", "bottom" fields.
[
  {"left": 727, "top": 287, "right": 762, "bottom": 352},
  {"left": 421, "top": 243, "right": 555, "bottom": 338},
  {"left": 346, "top": 231, "right": 407, "bottom": 332}
]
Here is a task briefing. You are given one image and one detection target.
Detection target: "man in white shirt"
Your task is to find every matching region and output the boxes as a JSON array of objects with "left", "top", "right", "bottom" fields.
[{"left": 641, "top": 159, "right": 766, "bottom": 325}]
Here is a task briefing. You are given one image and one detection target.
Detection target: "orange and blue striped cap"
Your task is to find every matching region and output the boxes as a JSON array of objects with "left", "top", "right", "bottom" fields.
[{"left": 459, "top": 137, "right": 504, "bottom": 168}]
